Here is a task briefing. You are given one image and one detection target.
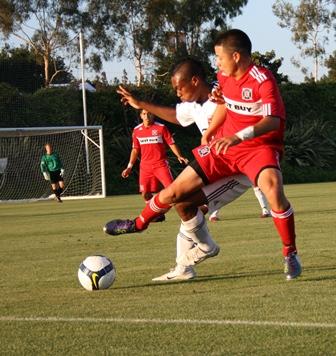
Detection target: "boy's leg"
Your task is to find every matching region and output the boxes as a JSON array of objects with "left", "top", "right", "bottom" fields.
[
  {"left": 258, "top": 168, "right": 301, "bottom": 280},
  {"left": 104, "top": 166, "right": 204, "bottom": 235}
]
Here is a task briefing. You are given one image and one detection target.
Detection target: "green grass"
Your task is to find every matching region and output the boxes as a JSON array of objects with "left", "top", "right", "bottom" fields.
[{"left": 1, "top": 182, "right": 336, "bottom": 355}]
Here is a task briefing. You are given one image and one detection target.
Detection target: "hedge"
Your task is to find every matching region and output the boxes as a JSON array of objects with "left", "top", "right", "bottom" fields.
[{"left": 0, "top": 81, "right": 335, "bottom": 195}]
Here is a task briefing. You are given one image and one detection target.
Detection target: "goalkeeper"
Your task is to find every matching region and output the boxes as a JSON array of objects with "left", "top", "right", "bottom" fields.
[{"left": 40, "top": 143, "right": 65, "bottom": 203}]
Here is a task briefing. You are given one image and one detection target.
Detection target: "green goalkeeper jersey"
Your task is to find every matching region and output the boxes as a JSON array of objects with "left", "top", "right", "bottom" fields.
[{"left": 40, "top": 152, "right": 63, "bottom": 173}]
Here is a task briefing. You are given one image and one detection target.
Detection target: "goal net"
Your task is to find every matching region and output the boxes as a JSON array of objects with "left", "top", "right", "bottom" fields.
[{"left": 0, "top": 126, "right": 106, "bottom": 202}]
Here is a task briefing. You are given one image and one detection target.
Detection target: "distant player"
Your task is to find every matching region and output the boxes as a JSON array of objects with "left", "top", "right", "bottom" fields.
[
  {"left": 122, "top": 109, "right": 188, "bottom": 221},
  {"left": 40, "top": 143, "right": 65, "bottom": 203}
]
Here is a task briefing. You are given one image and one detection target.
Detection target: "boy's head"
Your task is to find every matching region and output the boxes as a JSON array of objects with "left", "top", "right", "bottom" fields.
[
  {"left": 44, "top": 143, "right": 53, "bottom": 154},
  {"left": 170, "top": 58, "right": 208, "bottom": 102},
  {"left": 214, "top": 29, "right": 252, "bottom": 76},
  {"left": 140, "top": 109, "right": 155, "bottom": 126}
]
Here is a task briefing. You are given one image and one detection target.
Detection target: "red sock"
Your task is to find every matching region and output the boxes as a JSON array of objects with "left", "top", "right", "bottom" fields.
[
  {"left": 271, "top": 205, "right": 297, "bottom": 256},
  {"left": 135, "top": 194, "right": 171, "bottom": 230}
]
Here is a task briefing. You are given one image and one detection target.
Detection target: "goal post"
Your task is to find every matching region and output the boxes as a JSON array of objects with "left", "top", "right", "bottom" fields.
[{"left": 0, "top": 126, "right": 106, "bottom": 202}]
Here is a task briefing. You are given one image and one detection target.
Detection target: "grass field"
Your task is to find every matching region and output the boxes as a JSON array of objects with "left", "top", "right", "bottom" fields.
[{"left": 1, "top": 182, "right": 336, "bottom": 355}]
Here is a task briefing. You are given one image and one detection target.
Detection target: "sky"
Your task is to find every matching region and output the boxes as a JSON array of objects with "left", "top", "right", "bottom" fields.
[
  {"left": 106, "top": 0, "right": 334, "bottom": 84},
  {"left": 5, "top": 0, "right": 334, "bottom": 83}
]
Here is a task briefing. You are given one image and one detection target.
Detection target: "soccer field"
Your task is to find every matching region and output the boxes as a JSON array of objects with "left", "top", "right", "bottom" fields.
[{"left": 1, "top": 182, "right": 336, "bottom": 355}]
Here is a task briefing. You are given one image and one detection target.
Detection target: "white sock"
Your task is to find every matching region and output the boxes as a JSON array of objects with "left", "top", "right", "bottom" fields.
[
  {"left": 176, "top": 229, "right": 195, "bottom": 258},
  {"left": 253, "top": 186, "right": 269, "bottom": 211},
  {"left": 175, "top": 229, "right": 195, "bottom": 272},
  {"left": 180, "top": 209, "right": 216, "bottom": 252},
  {"left": 209, "top": 210, "right": 219, "bottom": 219}
]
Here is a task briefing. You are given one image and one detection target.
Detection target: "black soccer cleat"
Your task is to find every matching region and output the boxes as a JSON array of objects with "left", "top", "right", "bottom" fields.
[{"left": 103, "top": 219, "right": 137, "bottom": 236}]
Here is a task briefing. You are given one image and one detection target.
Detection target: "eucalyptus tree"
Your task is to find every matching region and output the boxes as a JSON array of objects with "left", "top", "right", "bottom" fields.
[
  {"left": 0, "top": 0, "right": 84, "bottom": 86},
  {"left": 86, "top": 0, "right": 248, "bottom": 86},
  {"left": 273, "top": 0, "right": 336, "bottom": 82}
]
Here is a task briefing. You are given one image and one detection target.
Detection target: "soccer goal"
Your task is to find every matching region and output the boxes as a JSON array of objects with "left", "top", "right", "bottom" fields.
[{"left": 0, "top": 126, "right": 106, "bottom": 202}]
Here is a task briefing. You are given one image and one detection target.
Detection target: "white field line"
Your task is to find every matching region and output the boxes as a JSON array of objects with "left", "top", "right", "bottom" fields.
[{"left": 1, "top": 316, "right": 336, "bottom": 329}]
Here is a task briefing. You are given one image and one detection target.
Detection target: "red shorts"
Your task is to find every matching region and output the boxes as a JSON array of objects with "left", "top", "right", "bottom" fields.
[
  {"left": 139, "top": 161, "right": 174, "bottom": 193},
  {"left": 192, "top": 145, "right": 281, "bottom": 186}
]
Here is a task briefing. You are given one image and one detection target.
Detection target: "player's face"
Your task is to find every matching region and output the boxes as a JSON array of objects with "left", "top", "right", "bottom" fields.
[
  {"left": 215, "top": 45, "right": 239, "bottom": 77},
  {"left": 140, "top": 110, "right": 154, "bottom": 126},
  {"left": 45, "top": 144, "right": 52, "bottom": 154},
  {"left": 171, "top": 74, "right": 199, "bottom": 102}
]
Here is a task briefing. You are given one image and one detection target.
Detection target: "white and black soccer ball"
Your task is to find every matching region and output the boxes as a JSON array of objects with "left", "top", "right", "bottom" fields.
[{"left": 78, "top": 255, "right": 116, "bottom": 291}]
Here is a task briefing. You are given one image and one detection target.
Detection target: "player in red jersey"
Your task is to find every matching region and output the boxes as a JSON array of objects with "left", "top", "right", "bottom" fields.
[
  {"left": 122, "top": 109, "right": 188, "bottom": 218},
  {"left": 105, "top": 30, "right": 301, "bottom": 280}
]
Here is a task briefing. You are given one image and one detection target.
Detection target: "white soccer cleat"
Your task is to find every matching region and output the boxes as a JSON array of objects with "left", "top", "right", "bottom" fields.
[
  {"left": 152, "top": 266, "right": 196, "bottom": 281},
  {"left": 284, "top": 253, "right": 302, "bottom": 280},
  {"left": 176, "top": 244, "right": 220, "bottom": 267}
]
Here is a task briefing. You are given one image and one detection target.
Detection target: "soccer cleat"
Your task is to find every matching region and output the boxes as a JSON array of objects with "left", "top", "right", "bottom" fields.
[
  {"left": 103, "top": 219, "right": 137, "bottom": 236},
  {"left": 152, "top": 214, "right": 166, "bottom": 223},
  {"left": 55, "top": 195, "right": 63, "bottom": 203},
  {"left": 209, "top": 216, "right": 220, "bottom": 222},
  {"left": 152, "top": 266, "right": 196, "bottom": 281},
  {"left": 177, "top": 244, "right": 220, "bottom": 267},
  {"left": 284, "top": 253, "right": 302, "bottom": 280}
]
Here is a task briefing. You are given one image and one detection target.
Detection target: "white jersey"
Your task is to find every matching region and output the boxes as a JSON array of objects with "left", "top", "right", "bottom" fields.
[
  {"left": 176, "top": 99, "right": 252, "bottom": 214},
  {"left": 176, "top": 100, "right": 217, "bottom": 134}
]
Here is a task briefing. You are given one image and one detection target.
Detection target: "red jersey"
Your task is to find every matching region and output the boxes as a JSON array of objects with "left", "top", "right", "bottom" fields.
[
  {"left": 217, "top": 64, "right": 286, "bottom": 153},
  {"left": 132, "top": 121, "right": 175, "bottom": 168}
]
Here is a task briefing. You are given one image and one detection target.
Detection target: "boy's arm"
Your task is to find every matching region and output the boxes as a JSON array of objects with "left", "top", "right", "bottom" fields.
[
  {"left": 40, "top": 158, "right": 50, "bottom": 180},
  {"left": 201, "top": 103, "right": 227, "bottom": 145},
  {"left": 117, "top": 86, "right": 179, "bottom": 125},
  {"left": 121, "top": 148, "right": 139, "bottom": 178},
  {"left": 168, "top": 144, "right": 189, "bottom": 165}
]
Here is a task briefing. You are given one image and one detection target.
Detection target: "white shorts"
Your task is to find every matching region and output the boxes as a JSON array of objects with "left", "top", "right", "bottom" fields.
[{"left": 202, "top": 175, "right": 251, "bottom": 214}]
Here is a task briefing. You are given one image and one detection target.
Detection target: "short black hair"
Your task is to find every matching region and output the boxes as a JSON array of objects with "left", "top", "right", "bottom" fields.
[
  {"left": 214, "top": 29, "right": 252, "bottom": 56},
  {"left": 139, "top": 109, "right": 155, "bottom": 120},
  {"left": 171, "top": 58, "right": 207, "bottom": 81}
]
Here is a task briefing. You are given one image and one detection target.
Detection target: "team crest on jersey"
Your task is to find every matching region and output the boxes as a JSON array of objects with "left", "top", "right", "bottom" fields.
[
  {"left": 198, "top": 146, "right": 210, "bottom": 157},
  {"left": 242, "top": 88, "right": 252, "bottom": 100},
  {"left": 152, "top": 129, "right": 158, "bottom": 135}
]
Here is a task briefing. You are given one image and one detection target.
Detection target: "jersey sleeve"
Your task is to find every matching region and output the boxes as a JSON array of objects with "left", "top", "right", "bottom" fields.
[
  {"left": 162, "top": 125, "right": 175, "bottom": 145},
  {"left": 175, "top": 102, "right": 196, "bottom": 127},
  {"left": 40, "top": 156, "right": 47, "bottom": 173},
  {"left": 258, "top": 75, "right": 285, "bottom": 120},
  {"left": 131, "top": 129, "right": 140, "bottom": 150}
]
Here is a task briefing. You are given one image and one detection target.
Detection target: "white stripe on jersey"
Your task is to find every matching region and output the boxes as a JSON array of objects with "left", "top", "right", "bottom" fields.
[
  {"left": 262, "top": 103, "right": 272, "bottom": 116},
  {"left": 138, "top": 136, "right": 163, "bottom": 145},
  {"left": 223, "top": 96, "right": 263, "bottom": 116},
  {"left": 134, "top": 121, "right": 164, "bottom": 130},
  {"left": 249, "top": 66, "right": 268, "bottom": 83}
]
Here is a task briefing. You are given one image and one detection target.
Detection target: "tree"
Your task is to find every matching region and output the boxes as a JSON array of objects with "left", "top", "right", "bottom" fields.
[
  {"left": 85, "top": 0, "right": 248, "bottom": 86},
  {"left": 323, "top": 50, "right": 336, "bottom": 81},
  {"left": 147, "top": 0, "right": 248, "bottom": 83},
  {"left": 0, "top": 0, "right": 83, "bottom": 87},
  {"left": 86, "top": 0, "right": 154, "bottom": 86},
  {"left": 252, "top": 50, "right": 289, "bottom": 84},
  {"left": 0, "top": 44, "right": 43, "bottom": 92},
  {"left": 272, "top": 0, "right": 336, "bottom": 82}
]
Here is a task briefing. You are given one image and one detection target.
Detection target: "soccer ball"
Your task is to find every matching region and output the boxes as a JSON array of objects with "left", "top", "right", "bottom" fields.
[{"left": 78, "top": 255, "right": 116, "bottom": 291}]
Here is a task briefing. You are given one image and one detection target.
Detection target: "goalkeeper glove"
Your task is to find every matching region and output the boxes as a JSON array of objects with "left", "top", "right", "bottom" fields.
[
  {"left": 43, "top": 172, "right": 50, "bottom": 181},
  {"left": 60, "top": 168, "right": 64, "bottom": 177}
]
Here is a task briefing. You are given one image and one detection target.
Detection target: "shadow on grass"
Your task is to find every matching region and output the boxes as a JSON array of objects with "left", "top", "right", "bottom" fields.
[
  {"left": 112, "top": 264, "right": 336, "bottom": 290},
  {"left": 112, "top": 269, "right": 283, "bottom": 290}
]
